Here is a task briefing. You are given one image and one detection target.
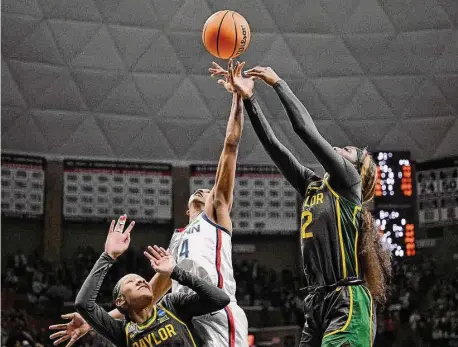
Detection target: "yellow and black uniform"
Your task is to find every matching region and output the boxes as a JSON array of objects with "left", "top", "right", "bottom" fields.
[
  {"left": 243, "top": 80, "right": 375, "bottom": 347},
  {"left": 75, "top": 253, "right": 230, "bottom": 347}
]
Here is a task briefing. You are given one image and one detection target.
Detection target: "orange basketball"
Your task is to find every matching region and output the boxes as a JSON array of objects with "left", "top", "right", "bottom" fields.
[{"left": 202, "top": 10, "right": 251, "bottom": 59}]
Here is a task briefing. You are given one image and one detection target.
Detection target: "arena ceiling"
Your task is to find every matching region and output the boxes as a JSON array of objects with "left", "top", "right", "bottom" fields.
[{"left": 2, "top": 0, "right": 458, "bottom": 167}]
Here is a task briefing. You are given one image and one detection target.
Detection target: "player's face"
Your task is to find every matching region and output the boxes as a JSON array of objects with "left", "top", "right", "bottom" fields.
[
  {"left": 119, "top": 274, "right": 152, "bottom": 307},
  {"left": 188, "top": 188, "right": 211, "bottom": 207},
  {"left": 333, "top": 146, "right": 358, "bottom": 164}
]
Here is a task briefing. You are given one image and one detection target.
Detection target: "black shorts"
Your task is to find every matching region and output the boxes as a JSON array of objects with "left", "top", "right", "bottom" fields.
[{"left": 299, "top": 285, "right": 376, "bottom": 347}]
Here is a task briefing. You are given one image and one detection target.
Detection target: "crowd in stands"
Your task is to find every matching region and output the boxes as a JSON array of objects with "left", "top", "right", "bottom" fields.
[{"left": 2, "top": 247, "right": 458, "bottom": 347}]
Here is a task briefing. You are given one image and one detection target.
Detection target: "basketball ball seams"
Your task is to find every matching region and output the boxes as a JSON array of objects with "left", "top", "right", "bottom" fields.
[
  {"left": 233, "top": 12, "right": 249, "bottom": 57},
  {"left": 202, "top": 22, "right": 208, "bottom": 46},
  {"left": 230, "top": 12, "right": 238, "bottom": 60},
  {"left": 202, "top": 10, "right": 250, "bottom": 59},
  {"left": 216, "top": 10, "right": 231, "bottom": 58}
]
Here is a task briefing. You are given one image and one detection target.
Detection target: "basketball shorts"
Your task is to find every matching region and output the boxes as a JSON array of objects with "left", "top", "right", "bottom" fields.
[
  {"left": 192, "top": 302, "right": 249, "bottom": 347},
  {"left": 299, "top": 285, "right": 376, "bottom": 347}
]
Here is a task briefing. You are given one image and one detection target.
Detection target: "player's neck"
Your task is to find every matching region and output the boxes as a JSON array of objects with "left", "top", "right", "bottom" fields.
[
  {"left": 130, "top": 305, "right": 155, "bottom": 325},
  {"left": 188, "top": 207, "right": 203, "bottom": 222}
]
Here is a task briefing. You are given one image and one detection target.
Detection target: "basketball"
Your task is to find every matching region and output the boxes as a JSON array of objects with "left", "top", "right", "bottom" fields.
[{"left": 202, "top": 10, "right": 251, "bottom": 59}]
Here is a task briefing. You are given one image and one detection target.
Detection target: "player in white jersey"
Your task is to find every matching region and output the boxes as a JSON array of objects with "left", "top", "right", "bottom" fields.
[{"left": 49, "top": 61, "right": 249, "bottom": 347}]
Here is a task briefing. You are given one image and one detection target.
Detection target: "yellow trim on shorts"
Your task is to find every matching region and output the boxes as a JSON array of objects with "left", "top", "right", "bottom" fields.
[
  {"left": 323, "top": 286, "right": 353, "bottom": 338},
  {"left": 158, "top": 304, "right": 197, "bottom": 347},
  {"left": 352, "top": 205, "right": 362, "bottom": 276},
  {"left": 325, "top": 180, "right": 347, "bottom": 278}
]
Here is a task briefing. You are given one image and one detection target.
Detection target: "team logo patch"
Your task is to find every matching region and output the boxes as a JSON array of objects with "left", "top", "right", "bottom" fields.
[{"left": 127, "top": 323, "right": 141, "bottom": 338}]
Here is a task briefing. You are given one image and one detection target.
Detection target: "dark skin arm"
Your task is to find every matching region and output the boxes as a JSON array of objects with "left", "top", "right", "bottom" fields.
[
  {"left": 209, "top": 62, "right": 319, "bottom": 198},
  {"left": 205, "top": 61, "right": 245, "bottom": 231}
]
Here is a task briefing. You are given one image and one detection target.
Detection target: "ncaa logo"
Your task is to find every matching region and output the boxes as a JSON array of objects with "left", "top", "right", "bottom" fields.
[{"left": 157, "top": 309, "right": 166, "bottom": 317}]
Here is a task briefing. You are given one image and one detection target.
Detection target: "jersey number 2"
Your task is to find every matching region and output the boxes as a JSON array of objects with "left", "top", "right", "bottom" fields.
[
  {"left": 301, "top": 211, "right": 313, "bottom": 238},
  {"left": 179, "top": 239, "right": 189, "bottom": 258}
]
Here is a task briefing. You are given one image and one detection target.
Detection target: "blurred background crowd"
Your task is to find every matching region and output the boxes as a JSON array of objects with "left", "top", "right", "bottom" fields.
[{"left": 2, "top": 244, "right": 458, "bottom": 347}]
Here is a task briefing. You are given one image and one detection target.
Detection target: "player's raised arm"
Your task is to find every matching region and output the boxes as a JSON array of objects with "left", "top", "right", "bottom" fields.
[
  {"left": 205, "top": 61, "right": 244, "bottom": 231},
  {"left": 210, "top": 62, "right": 319, "bottom": 198},
  {"left": 246, "top": 67, "right": 360, "bottom": 196}
]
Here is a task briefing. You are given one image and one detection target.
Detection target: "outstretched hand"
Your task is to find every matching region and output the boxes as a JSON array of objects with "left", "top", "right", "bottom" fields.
[
  {"left": 104, "top": 215, "right": 135, "bottom": 260},
  {"left": 49, "top": 312, "right": 91, "bottom": 347},
  {"left": 209, "top": 59, "right": 256, "bottom": 99},
  {"left": 245, "top": 66, "right": 281, "bottom": 87},
  {"left": 144, "top": 245, "right": 176, "bottom": 276}
]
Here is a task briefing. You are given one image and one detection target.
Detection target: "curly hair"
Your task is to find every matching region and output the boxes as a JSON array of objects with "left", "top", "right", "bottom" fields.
[{"left": 358, "top": 151, "right": 392, "bottom": 305}]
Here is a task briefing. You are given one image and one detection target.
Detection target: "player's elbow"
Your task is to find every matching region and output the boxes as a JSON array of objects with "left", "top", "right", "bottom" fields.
[
  {"left": 224, "top": 137, "right": 240, "bottom": 151},
  {"left": 75, "top": 292, "right": 92, "bottom": 313}
]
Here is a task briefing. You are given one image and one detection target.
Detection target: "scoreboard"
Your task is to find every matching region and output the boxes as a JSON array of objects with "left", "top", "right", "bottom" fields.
[
  {"left": 373, "top": 151, "right": 416, "bottom": 257},
  {"left": 1, "top": 154, "right": 45, "bottom": 218},
  {"left": 63, "top": 160, "right": 172, "bottom": 223},
  {"left": 417, "top": 157, "right": 458, "bottom": 226},
  {"left": 374, "top": 151, "right": 413, "bottom": 204},
  {"left": 189, "top": 165, "right": 298, "bottom": 234}
]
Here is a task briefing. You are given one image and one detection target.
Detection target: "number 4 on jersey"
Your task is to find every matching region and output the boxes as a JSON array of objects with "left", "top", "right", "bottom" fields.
[{"left": 179, "top": 239, "right": 189, "bottom": 258}]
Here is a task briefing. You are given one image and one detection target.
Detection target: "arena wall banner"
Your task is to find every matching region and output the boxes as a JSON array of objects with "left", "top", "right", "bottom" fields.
[
  {"left": 1, "top": 153, "right": 45, "bottom": 218},
  {"left": 63, "top": 159, "right": 172, "bottom": 223},
  {"left": 189, "top": 164, "right": 298, "bottom": 234},
  {"left": 416, "top": 157, "right": 458, "bottom": 227}
]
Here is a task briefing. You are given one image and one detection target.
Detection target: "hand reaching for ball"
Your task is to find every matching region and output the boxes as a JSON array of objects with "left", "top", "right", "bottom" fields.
[{"left": 210, "top": 59, "right": 255, "bottom": 99}]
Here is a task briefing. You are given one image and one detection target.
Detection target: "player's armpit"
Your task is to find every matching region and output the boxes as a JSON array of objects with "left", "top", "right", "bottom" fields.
[{"left": 149, "top": 272, "right": 172, "bottom": 303}]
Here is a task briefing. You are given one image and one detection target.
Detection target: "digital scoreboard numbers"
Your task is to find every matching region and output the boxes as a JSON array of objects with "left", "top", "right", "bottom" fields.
[
  {"left": 375, "top": 208, "right": 416, "bottom": 257},
  {"left": 63, "top": 160, "right": 172, "bottom": 223},
  {"left": 373, "top": 151, "right": 416, "bottom": 257},
  {"left": 190, "top": 165, "right": 298, "bottom": 234},
  {"left": 1, "top": 154, "right": 45, "bottom": 217},
  {"left": 417, "top": 157, "right": 458, "bottom": 226},
  {"left": 374, "top": 151, "right": 413, "bottom": 204}
]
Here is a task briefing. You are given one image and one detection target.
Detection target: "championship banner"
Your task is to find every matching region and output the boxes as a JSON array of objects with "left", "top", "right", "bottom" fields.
[
  {"left": 63, "top": 160, "right": 172, "bottom": 223},
  {"left": 1, "top": 154, "right": 45, "bottom": 218},
  {"left": 190, "top": 165, "right": 298, "bottom": 234}
]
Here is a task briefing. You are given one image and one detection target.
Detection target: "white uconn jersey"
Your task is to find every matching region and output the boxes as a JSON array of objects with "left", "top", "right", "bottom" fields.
[
  {"left": 169, "top": 212, "right": 236, "bottom": 301},
  {"left": 168, "top": 213, "right": 248, "bottom": 347}
]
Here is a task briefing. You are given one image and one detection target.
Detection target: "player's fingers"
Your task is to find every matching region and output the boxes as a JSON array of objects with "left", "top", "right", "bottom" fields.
[
  {"left": 53, "top": 336, "right": 70, "bottom": 345},
  {"left": 108, "top": 220, "right": 115, "bottom": 234},
  {"left": 163, "top": 248, "right": 171, "bottom": 256},
  {"left": 124, "top": 221, "right": 135, "bottom": 235},
  {"left": 50, "top": 331, "right": 68, "bottom": 340},
  {"left": 65, "top": 338, "right": 77, "bottom": 347},
  {"left": 237, "top": 62, "right": 246, "bottom": 76},
  {"left": 217, "top": 79, "right": 226, "bottom": 86},
  {"left": 245, "top": 67, "right": 262, "bottom": 74},
  {"left": 61, "top": 313, "right": 75, "bottom": 320},
  {"left": 157, "top": 246, "right": 168, "bottom": 256},
  {"left": 245, "top": 71, "right": 263, "bottom": 77},
  {"left": 49, "top": 324, "right": 68, "bottom": 330},
  {"left": 143, "top": 251, "right": 154, "bottom": 262},
  {"left": 212, "top": 61, "right": 224, "bottom": 70},
  {"left": 149, "top": 246, "right": 162, "bottom": 260},
  {"left": 114, "top": 214, "right": 127, "bottom": 232}
]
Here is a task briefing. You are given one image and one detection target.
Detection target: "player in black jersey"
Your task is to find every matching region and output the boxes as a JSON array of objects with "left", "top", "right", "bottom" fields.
[
  {"left": 210, "top": 62, "right": 392, "bottom": 346},
  {"left": 72, "top": 215, "right": 229, "bottom": 347}
]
